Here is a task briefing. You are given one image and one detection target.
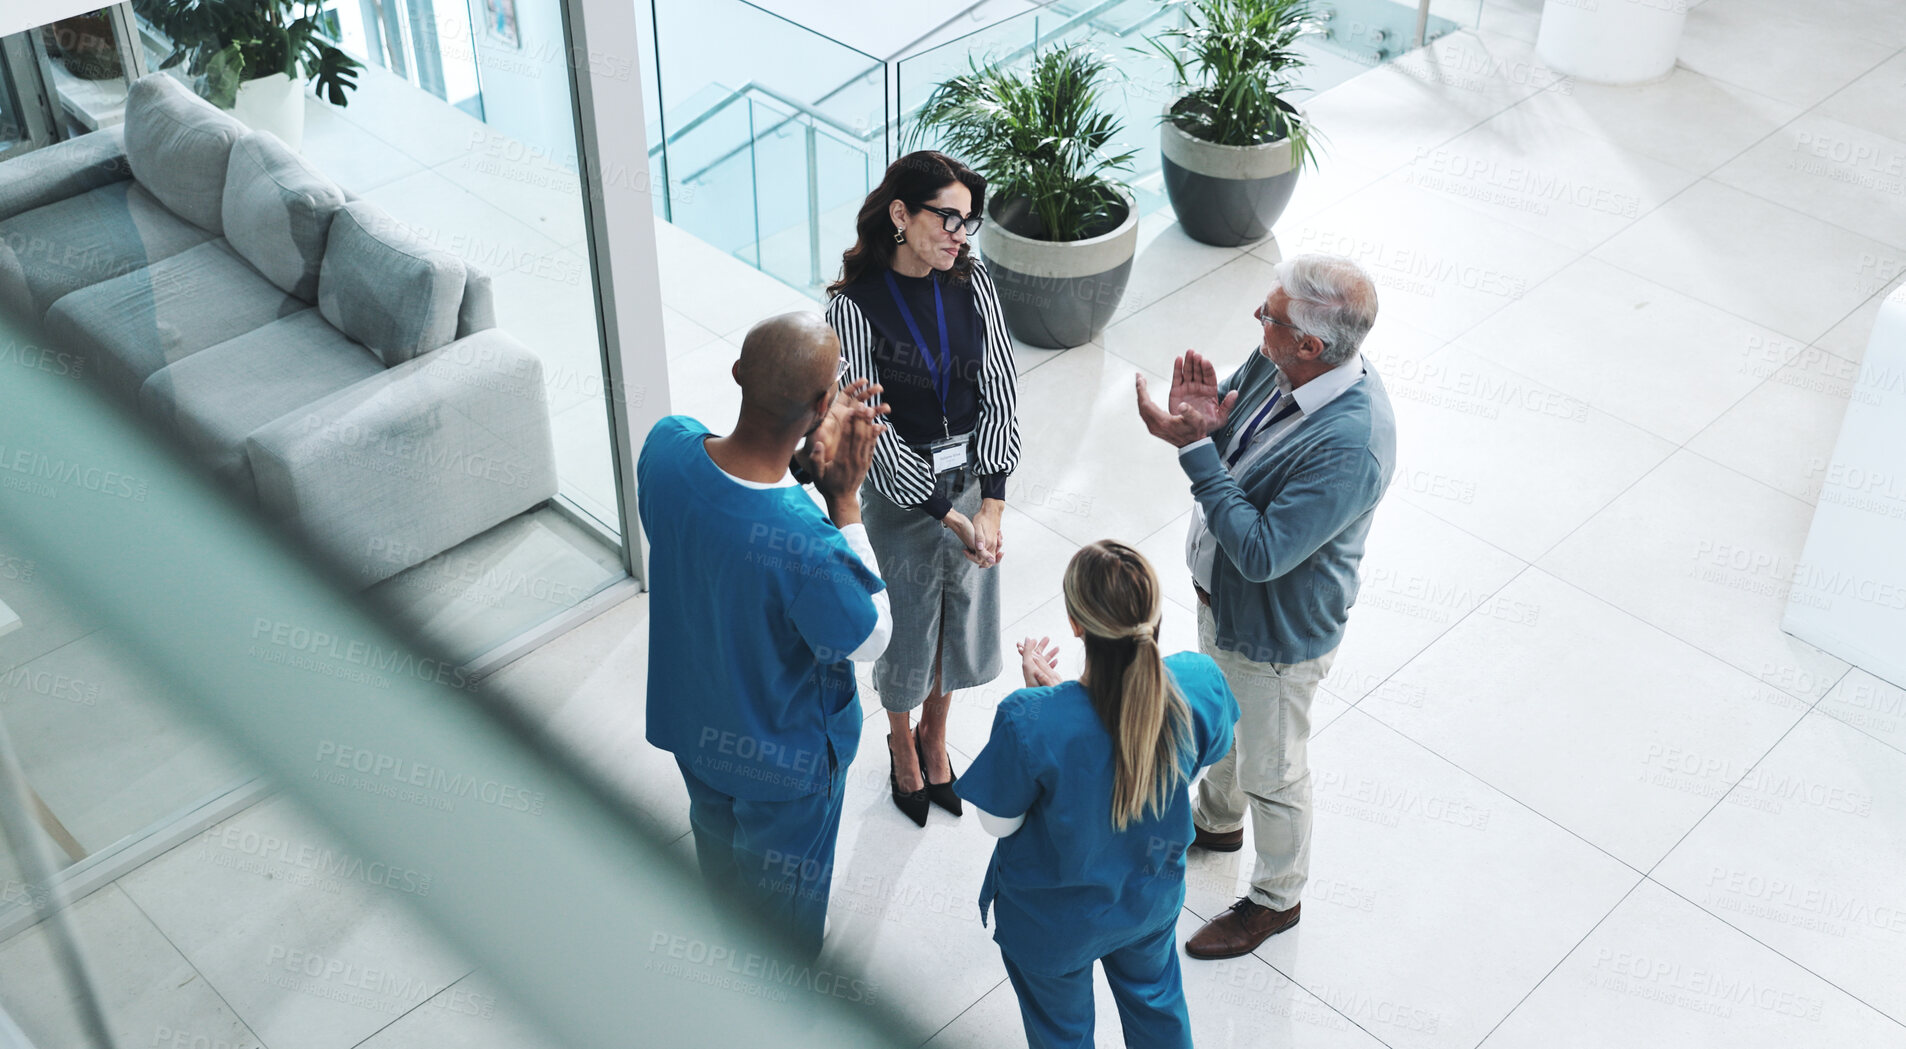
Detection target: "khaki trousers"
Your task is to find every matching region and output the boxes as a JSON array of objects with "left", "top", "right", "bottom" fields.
[{"left": 1193, "top": 602, "right": 1337, "bottom": 911}]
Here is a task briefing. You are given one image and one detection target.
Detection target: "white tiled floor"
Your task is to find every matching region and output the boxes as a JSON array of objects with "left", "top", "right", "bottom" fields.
[{"left": 8, "top": 0, "right": 1906, "bottom": 1045}]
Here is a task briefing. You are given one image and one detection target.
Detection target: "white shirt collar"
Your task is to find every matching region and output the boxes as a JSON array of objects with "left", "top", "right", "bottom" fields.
[{"left": 1283, "top": 353, "right": 1365, "bottom": 416}]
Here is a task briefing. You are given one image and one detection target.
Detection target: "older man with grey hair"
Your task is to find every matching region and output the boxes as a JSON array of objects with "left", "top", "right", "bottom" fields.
[{"left": 1135, "top": 253, "right": 1396, "bottom": 959}]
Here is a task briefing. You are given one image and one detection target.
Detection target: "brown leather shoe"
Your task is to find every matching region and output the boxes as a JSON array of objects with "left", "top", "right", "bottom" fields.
[
  {"left": 1185, "top": 898, "right": 1300, "bottom": 959},
  {"left": 1189, "top": 825, "right": 1244, "bottom": 853}
]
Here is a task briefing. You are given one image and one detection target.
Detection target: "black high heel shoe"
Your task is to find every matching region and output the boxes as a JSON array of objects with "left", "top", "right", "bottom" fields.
[
  {"left": 888, "top": 733, "right": 930, "bottom": 827},
  {"left": 915, "top": 728, "right": 963, "bottom": 817}
]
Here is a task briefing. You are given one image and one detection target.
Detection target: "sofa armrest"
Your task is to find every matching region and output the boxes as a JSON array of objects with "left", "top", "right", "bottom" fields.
[
  {"left": 0, "top": 126, "right": 132, "bottom": 223},
  {"left": 245, "top": 328, "right": 560, "bottom": 587}
]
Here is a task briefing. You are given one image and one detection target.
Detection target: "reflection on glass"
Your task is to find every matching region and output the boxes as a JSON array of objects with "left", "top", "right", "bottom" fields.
[{"left": 647, "top": 0, "right": 886, "bottom": 296}]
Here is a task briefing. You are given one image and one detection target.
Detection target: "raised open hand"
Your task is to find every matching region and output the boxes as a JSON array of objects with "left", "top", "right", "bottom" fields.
[
  {"left": 1016, "top": 636, "right": 1062, "bottom": 688},
  {"left": 1136, "top": 351, "right": 1239, "bottom": 448}
]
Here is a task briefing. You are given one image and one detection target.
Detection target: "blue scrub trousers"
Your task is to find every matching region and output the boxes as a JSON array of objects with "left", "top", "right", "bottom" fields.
[
  {"left": 1000, "top": 918, "right": 1193, "bottom": 1049},
  {"left": 676, "top": 753, "right": 846, "bottom": 959}
]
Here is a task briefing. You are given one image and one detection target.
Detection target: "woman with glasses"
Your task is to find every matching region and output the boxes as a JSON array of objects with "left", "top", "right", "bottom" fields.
[{"left": 824, "top": 150, "right": 1021, "bottom": 828}]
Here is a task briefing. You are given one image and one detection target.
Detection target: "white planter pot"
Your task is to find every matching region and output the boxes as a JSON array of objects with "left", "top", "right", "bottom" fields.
[
  {"left": 1536, "top": 0, "right": 1689, "bottom": 85},
  {"left": 229, "top": 72, "right": 306, "bottom": 150}
]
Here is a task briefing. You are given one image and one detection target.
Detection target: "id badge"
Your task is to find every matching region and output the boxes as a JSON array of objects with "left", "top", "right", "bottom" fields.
[{"left": 930, "top": 437, "right": 968, "bottom": 474}]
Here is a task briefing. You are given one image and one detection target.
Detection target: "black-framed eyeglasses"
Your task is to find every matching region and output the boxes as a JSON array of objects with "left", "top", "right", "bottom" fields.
[{"left": 917, "top": 204, "right": 983, "bottom": 236}]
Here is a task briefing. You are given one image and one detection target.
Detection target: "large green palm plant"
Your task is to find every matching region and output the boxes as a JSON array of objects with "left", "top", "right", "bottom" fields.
[
  {"left": 1147, "top": 0, "right": 1318, "bottom": 169},
  {"left": 910, "top": 45, "right": 1136, "bottom": 243},
  {"left": 134, "top": 0, "right": 361, "bottom": 109}
]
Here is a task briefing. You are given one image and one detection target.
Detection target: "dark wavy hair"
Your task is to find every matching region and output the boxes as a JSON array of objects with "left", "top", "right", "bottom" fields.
[{"left": 827, "top": 150, "right": 986, "bottom": 297}]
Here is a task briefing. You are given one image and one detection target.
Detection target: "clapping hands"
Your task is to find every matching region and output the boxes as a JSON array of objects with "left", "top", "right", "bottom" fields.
[
  {"left": 1135, "top": 350, "right": 1240, "bottom": 448},
  {"left": 800, "top": 379, "right": 888, "bottom": 497}
]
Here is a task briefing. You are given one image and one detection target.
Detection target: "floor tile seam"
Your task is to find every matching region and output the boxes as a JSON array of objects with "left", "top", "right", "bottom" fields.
[
  {"left": 115, "top": 883, "right": 275, "bottom": 1049},
  {"left": 1110, "top": 238, "right": 1249, "bottom": 322},
  {"left": 1346, "top": 80, "right": 1713, "bottom": 261},
  {"left": 1670, "top": 338, "right": 1859, "bottom": 455},
  {"left": 345, "top": 964, "right": 483, "bottom": 1049},
  {"left": 377, "top": 164, "right": 578, "bottom": 267},
  {"left": 1679, "top": 17, "right": 1903, "bottom": 103},
  {"left": 1096, "top": 253, "right": 1279, "bottom": 350},
  {"left": 1247, "top": 952, "right": 1404, "bottom": 1049},
  {"left": 1704, "top": 117, "right": 1906, "bottom": 258},
  {"left": 1674, "top": 443, "right": 1836, "bottom": 515},
  {"left": 0, "top": 625, "right": 101, "bottom": 680},
  {"left": 1528, "top": 547, "right": 1846, "bottom": 710},
  {"left": 1353, "top": 665, "right": 1801, "bottom": 876},
  {"left": 1434, "top": 312, "right": 1709, "bottom": 451},
  {"left": 1467, "top": 876, "right": 1649, "bottom": 1049},
  {"left": 1812, "top": 703, "right": 1906, "bottom": 761},
  {"left": 1638, "top": 692, "right": 1836, "bottom": 884},
  {"left": 914, "top": 974, "right": 1009, "bottom": 1047},
  {"left": 1642, "top": 876, "right": 1906, "bottom": 1030},
  {"left": 1331, "top": 706, "right": 1647, "bottom": 877},
  {"left": 1512, "top": 426, "right": 1682, "bottom": 565},
  {"left": 1334, "top": 558, "right": 1537, "bottom": 718},
  {"left": 1579, "top": 247, "right": 1856, "bottom": 353}
]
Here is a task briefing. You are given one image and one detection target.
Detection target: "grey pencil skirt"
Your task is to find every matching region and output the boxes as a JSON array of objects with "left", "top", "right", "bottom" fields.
[{"left": 860, "top": 466, "right": 1003, "bottom": 712}]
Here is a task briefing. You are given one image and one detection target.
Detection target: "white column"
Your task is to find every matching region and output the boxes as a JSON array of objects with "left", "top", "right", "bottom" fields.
[
  {"left": 560, "top": 0, "right": 673, "bottom": 587},
  {"left": 1784, "top": 286, "right": 1906, "bottom": 688},
  {"left": 1536, "top": 0, "right": 1690, "bottom": 85}
]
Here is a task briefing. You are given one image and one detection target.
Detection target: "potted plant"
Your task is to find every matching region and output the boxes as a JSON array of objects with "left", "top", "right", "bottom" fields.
[
  {"left": 1146, "top": 0, "right": 1319, "bottom": 246},
  {"left": 911, "top": 44, "right": 1139, "bottom": 350},
  {"left": 133, "top": 0, "right": 362, "bottom": 150}
]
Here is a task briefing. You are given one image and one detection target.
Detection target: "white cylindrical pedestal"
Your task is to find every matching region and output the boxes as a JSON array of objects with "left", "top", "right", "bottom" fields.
[
  {"left": 229, "top": 72, "right": 307, "bottom": 150},
  {"left": 1536, "top": 0, "right": 1689, "bottom": 85}
]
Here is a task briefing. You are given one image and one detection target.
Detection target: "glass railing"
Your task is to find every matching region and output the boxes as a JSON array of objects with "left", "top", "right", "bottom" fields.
[
  {"left": 643, "top": 0, "right": 887, "bottom": 296},
  {"left": 643, "top": 0, "right": 1476, "bottom": 298}
]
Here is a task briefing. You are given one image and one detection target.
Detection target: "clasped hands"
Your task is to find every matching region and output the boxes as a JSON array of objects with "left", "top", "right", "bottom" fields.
[{"left": 1134, "top": 349, "right": 1241, "bottom": 449}]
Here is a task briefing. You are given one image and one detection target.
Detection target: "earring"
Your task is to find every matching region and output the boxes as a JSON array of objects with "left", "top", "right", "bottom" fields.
[{"left": 892, "top": 227, "right": 906, "bottom": 244}]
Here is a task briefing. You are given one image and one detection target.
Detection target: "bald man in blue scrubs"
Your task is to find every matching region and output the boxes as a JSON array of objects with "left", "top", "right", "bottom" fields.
[{"left": 638, "top": 311, "right": 892, "bottom": 958}]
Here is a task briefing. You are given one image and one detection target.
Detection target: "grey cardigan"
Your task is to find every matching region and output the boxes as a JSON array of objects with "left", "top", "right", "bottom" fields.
[{"left": 1179, "top": 351, "right": 1397, "bottom": 664}]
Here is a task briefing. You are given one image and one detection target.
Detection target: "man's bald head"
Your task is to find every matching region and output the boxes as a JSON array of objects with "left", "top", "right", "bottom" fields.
[{"left": 735, "top": 312, "right": 841, "bottom": 429}]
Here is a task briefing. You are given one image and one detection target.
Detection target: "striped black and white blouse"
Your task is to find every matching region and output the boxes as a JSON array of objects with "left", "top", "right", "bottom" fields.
[{"left": 826, "top": 258, "right": 1021, "bottom": 521}]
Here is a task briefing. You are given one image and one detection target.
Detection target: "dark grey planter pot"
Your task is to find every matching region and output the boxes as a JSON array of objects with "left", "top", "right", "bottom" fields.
[
  {"left": 1161, "top": 114, "right": 1302, "bottom": 247},
  {"left": 977, "top": 190, "right": 1139, "bottom": 350}
]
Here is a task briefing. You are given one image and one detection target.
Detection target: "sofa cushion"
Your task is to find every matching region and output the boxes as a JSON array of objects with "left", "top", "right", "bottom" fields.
[
  {"left": 44, "top": 239, "right": 305, "bottom": 399},
  {"left": 140, "top": 308, "right": 384, "bottom": 501},
  {"left": 457, "top": 265, "right": 496, "bottom": 338},
  {"left": 221, "top": 132, "right": 345, "bottom": 303},
  {"left": 0, "top": 239, "right": 25, "bottom": 320},
  {"left": 0, "top": 180, "right": 215, "bottom": 319},
  {"left": 0, "top": 125, "right": 131, "bottom": 225},
  {"left": 317, "top": 201, "right": 465, "bottom": 366},
  {"left": 123, "top": 73, "right": 248, "bottom": 235}
]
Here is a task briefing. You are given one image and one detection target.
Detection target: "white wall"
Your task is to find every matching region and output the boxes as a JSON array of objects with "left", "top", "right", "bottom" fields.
[{"left": 1, "top": 0, "right": 117, "bottom": 40}]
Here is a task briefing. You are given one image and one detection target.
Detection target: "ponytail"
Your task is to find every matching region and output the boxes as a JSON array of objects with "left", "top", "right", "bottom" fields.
[{"left": 1063, "top": 542, "right": 1193, "bottom": 831}]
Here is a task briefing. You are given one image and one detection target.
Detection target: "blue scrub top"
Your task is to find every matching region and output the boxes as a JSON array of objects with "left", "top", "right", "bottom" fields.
[
  {"left": 958, "top": 651, "right": 1239, "bottom": 974},
  {"left": 637, "top": 416, "right": 884, "bottom": 801}
]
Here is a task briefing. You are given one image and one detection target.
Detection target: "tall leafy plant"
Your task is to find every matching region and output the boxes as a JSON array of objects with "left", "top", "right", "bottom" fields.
[
  {"left": 910, "top": 45, "right": 1136, "bottom": 243},
  {"left": 134, "top": 0, "right": 362, "bottom": 109},
  {"left": 1146, "top": 0, "right": 1318, "bottom": 170}
]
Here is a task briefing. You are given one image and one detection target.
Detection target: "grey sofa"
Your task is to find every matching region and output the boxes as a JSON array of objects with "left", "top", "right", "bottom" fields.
[{"left": 0, "top": 73, "right": 559, "bottom": 587}]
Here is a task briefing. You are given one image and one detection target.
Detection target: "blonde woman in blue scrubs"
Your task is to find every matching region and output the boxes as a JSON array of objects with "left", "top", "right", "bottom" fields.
[{"left": 958, "top": 541, "right": 1240, "bottom": 1048}]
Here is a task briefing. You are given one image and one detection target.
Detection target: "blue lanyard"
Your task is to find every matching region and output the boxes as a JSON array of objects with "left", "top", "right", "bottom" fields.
[
  {"left": 1226, "top": 389, "right": 1285, "bottom": 467},
  {"left": 883, "top": 270, "right": 952, "bottom": 419}
]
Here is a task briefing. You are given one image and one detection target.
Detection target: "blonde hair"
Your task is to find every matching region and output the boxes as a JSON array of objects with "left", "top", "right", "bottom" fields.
[{"left": 1062, "top": 541, "right": 1193, "bottom": 831}]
